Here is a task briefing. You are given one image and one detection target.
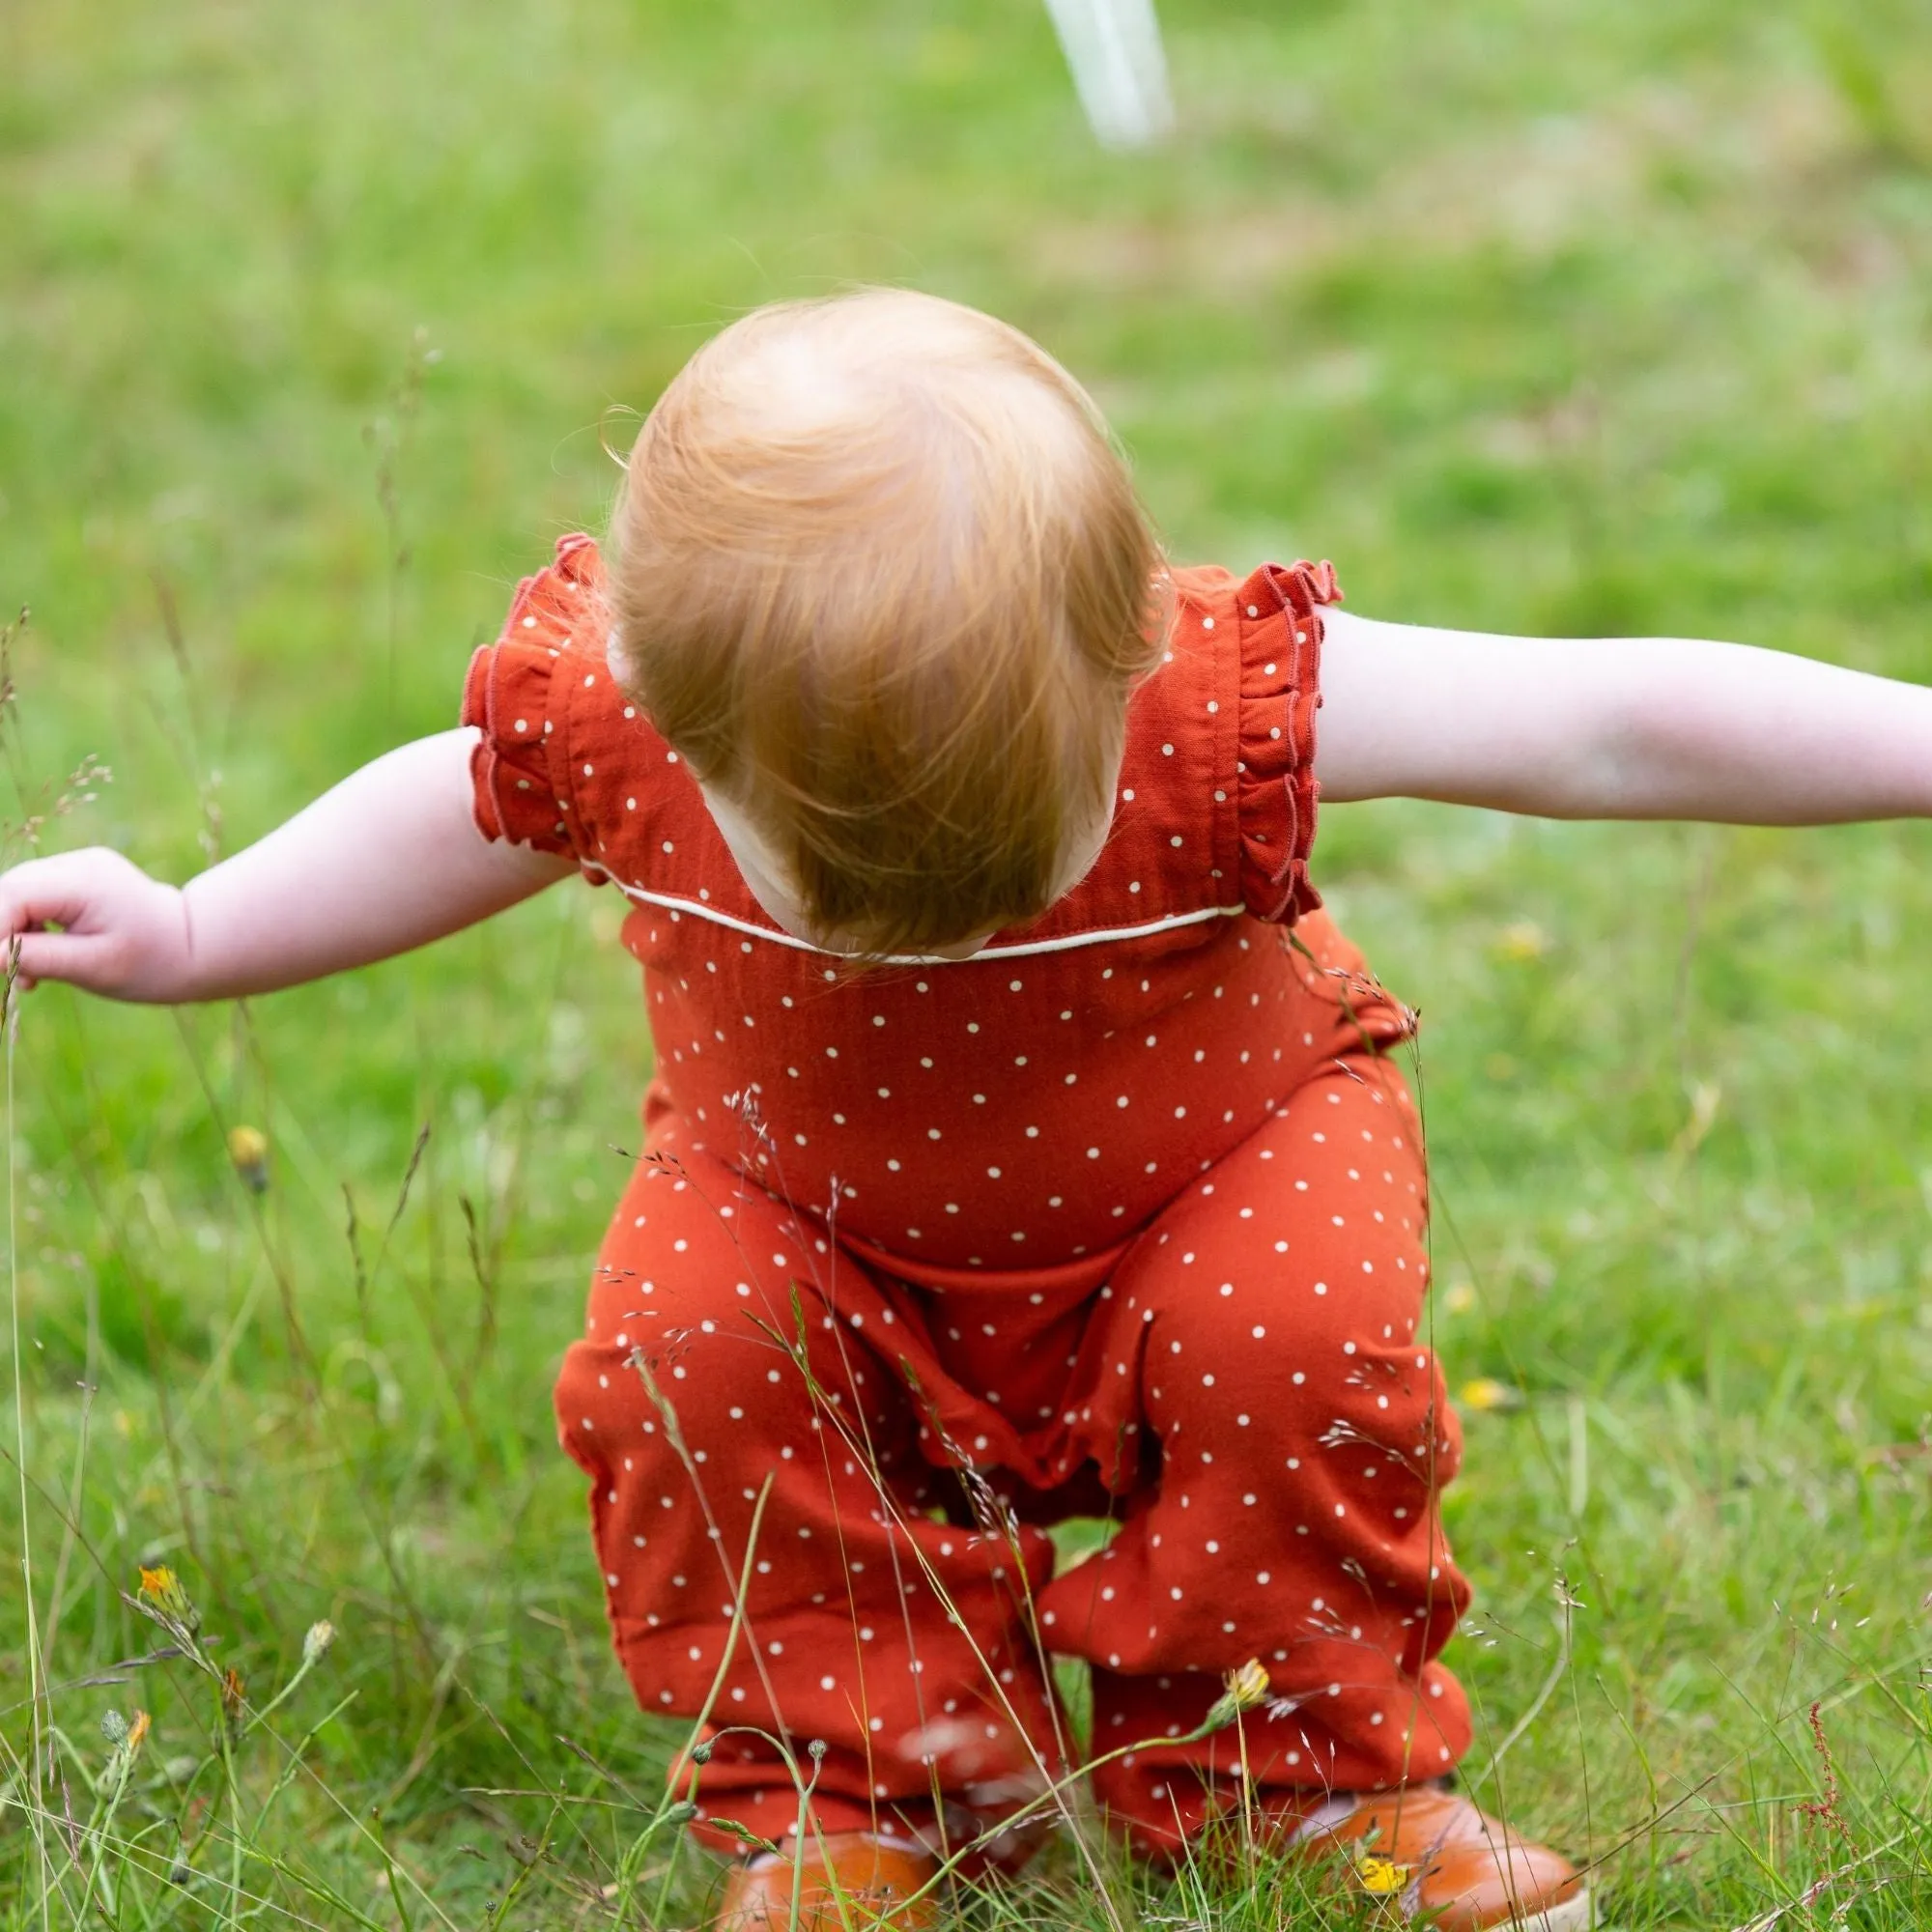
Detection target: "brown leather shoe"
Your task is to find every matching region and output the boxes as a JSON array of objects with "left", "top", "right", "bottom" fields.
[
  {"left": 1292, "top": 1785, "right": 1591, "bottom": 1929},
  {"left": 712, "top": 1832, "right": 942, "bottom": 1929}
]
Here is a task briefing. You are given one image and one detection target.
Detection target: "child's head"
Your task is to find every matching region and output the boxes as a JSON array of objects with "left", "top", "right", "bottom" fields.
[{"left": 608, "top": 288, "right": 1165, "bottom": 957}]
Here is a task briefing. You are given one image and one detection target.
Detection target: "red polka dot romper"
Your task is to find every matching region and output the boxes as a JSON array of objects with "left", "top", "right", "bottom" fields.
[{"left": 462, "top": 534, "right": 1472, "bottom": 1861}]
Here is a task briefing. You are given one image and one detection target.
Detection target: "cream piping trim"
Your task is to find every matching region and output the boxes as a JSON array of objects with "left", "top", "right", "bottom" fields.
[{"left": 582, "top": 864, "right": 1246, "bottom": 962}]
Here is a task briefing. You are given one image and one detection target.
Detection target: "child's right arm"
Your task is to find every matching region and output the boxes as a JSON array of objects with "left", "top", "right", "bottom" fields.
[{"left": 0, "top": 728, "right": 575, "bottom": 1003}]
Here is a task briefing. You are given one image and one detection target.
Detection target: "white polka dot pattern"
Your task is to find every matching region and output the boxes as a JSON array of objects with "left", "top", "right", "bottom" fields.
[
  {"left": 558, "top": 1058, "right": 1466, "bottom": 1857},
  {"left": 478, "top": 538, "right": 1464, "bottom": 1859}
]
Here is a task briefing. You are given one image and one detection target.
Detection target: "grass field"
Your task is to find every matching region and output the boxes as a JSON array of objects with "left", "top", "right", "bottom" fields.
[{"left": 4, "top": 0, "right": 1932, "bottom": 1923}]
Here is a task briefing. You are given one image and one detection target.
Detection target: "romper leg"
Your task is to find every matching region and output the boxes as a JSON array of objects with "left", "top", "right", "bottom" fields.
[
  {"left": 555, "top": 1121, "right": 1060, "bottom": 1860},
  {"left": 1035, "top": 1054, "right": 1470, "bottom": 1856}
]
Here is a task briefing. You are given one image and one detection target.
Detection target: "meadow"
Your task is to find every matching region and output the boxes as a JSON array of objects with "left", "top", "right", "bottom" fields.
[{"left": 2, "top": 0, "right": 1931, "bottom": 1923}]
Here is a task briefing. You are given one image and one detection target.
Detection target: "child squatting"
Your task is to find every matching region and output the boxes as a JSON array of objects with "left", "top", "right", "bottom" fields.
[{"left": 10, "top": 290, "right": 1932, "bottom": 1932}]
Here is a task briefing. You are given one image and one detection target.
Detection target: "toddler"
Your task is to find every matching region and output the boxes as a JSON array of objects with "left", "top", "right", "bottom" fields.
[{"left": 9, "top": 289, "right": 1931, "bottom": 1932}]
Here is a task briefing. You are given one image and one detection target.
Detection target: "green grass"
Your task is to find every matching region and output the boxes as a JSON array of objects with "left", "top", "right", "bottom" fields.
[{"left": 3, "top": 0, "right": 1932, "bottom": 1922}]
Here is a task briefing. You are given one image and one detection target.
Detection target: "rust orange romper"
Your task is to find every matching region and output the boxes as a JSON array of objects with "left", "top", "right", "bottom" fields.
[{"left": 462, "top": 535, "right": 1472, "bottom": 1860}]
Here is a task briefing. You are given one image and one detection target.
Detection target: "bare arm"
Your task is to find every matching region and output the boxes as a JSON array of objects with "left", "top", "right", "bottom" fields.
[
  {"left": 1316, "top": 608, "right": 1932, "bottom": 822},
  {"left": 0, "top": 728, "right": 575, "bottom": 1003}
]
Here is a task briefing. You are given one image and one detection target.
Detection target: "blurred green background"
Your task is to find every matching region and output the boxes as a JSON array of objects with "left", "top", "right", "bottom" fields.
[{"left": 3, "top": 0, "right": 1931, "bottom": 1923}]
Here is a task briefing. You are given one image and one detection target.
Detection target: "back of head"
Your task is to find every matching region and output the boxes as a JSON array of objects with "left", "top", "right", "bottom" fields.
[{"left": 608, "top": 288, "right": 1166, "bottom": 957}]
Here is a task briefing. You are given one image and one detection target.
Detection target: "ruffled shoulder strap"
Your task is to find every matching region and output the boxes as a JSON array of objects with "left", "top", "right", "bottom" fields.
[
  {"left": 1234, "top": 558, "right": 1339, "bottom": 925},
  {"left": 461, "top": 534, "right": 616, "bottom": 858}
]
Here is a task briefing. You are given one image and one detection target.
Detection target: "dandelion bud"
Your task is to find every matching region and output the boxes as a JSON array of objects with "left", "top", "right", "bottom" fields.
[
  {"left": 663, "top": 1801, "right": 698, "bottom": 1826},
  {"left": 1201, "top": 1659, "right": 1271, "bottom": 1733},
  {"left": 808, "top": 1738, "right": 828, "bottom": 1762},
  {"left": 302, "top": 1619, "right": 336, "bottom": 1664},
  {"left": 226, "top": 1124, "right": 270, "bottom": 1193},
  {"left": 689, "top": 1740, "right": 713, "bottom": 1765},
  {"left": 100, "top": 1709, "right": 150, "bottom": 1789},
  {"left": 137, "top": 1565, "right": 201, "bottom": 1634}
]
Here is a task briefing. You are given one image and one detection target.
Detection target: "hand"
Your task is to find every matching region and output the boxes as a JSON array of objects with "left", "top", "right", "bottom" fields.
[
  {"left": 2, "top": 734, "right": 570, "bottom": 1009},
  {"left": 0, "top": 847, "right": 193, "bottom": 1002}
]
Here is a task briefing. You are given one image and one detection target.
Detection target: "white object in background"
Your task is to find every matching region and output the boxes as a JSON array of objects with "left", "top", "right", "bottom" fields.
[{"left": 1043, "top": 0, "right": 1175, "bottom": 150}]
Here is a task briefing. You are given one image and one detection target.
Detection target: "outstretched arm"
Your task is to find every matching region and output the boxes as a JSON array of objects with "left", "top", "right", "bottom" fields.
[
  {"left": 0, "top": 728, "right": 575, "bottom": 1003},
  {"left": 1315, "top": 609, "right": 1932, "bottom": 822}
]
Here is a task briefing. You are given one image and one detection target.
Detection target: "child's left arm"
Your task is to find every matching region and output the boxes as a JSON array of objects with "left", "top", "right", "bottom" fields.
[{"left": 1315, "top": 610, "right": 1932, "bottom": 823}]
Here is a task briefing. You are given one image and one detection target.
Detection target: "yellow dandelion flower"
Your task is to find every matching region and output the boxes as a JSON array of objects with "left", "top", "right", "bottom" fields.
[
  {"left": 1443, "top": 1282, "right": 1477, "bottom": 1316},
  {"left": 127, "top": 1711, "right": 151, "bottom": 1751},
  {"left": 139, "top": 1566, "right": 181, "bottom": 1608},
  {"left": 136, "top": 1564, "right": 200, "bottom": 1632},
  {"left": 1460, "top": 1377, "right": 1524, "bottom": 1413},
  {"left": 1357, "top": 1852, "right": 1411, "bottom": 1895},
  {"left": 226, "top": 1124, "right": 270, "bottom": 1193},
  {"left": 1493, "top": 921, "right": 1548, "bottom": 962}
]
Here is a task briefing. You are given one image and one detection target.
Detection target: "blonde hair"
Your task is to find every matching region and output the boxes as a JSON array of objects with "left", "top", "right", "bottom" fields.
[{"left": 608, "top": 288, "right": 1166, "bottom": 957}]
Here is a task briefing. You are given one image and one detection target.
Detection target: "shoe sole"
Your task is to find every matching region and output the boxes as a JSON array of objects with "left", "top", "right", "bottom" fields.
[{"left": 1513, "top": 1890, "right": 1594, "bottom": 1931}]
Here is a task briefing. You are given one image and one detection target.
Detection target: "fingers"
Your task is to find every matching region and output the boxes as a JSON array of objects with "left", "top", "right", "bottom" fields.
[
  {"left": 0, "top": 858, "right": 69, "bottom": 994},
  {"left": 0, "top": 849, "right": 153, "bottom": 998},
  {"left": 0, "top": 857, "right": 78, "bottom": 993},
  {"left": 6, "top": 927, "right": 128, "bottom": 995},
  {"left": 0, "top": 848, "right": 126, "bottom": 939}
]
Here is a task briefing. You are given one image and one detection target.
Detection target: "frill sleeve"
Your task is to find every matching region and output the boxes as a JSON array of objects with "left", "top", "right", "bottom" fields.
[
  {"left": 459, "top": 533, "right": 609, "bottom": 860},
  {"left": 1236, "top": 558, "right": 1340, "bottom": 925}
]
